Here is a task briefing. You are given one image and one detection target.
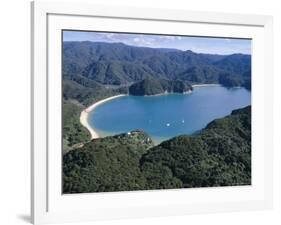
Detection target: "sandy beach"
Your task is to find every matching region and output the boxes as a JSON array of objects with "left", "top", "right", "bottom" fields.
[
  {"left": 80, "top": 94, "right": 126, "bottom": 139},
  {"left": 192, "top": 84, "right": 221, "bottom": 88}
]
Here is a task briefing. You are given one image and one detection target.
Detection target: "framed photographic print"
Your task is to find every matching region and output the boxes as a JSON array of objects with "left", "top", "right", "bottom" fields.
[{"left": 31, "top": 1, "right": 273, "bottom": 224}]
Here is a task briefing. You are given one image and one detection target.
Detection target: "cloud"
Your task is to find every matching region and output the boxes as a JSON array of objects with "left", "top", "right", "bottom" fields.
[
  {"left": 159, "top": 36, "right": 176, "bottom": 40},
  {"left": 104, "top": 33, "right": 115, "bottom": 39},
  {"left": 158, "top": 36, "right": 182, "bottom": 41},
  {"left": 163, "top": 36, "right": 175, "bottom": 40},
  {"left": 133, "top": 37, "right": 140, "bottom": 43},
  {"left": 132, "top": 36, "right": 153, "bottom": 46}
]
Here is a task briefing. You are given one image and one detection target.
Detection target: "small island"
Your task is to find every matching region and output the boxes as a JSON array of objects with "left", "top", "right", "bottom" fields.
[{"left": 129, "top": 78, "right": 193, "bottom": 96}]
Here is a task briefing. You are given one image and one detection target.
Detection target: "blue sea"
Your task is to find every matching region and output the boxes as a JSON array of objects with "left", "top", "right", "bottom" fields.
[{"left": 88, "top": 86, "right": 251, "bottom": 143}]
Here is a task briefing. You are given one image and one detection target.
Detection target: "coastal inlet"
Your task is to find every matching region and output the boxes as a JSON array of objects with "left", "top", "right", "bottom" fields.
[{"left": 84, "top": 86, "right": 251, "bottom": 143}]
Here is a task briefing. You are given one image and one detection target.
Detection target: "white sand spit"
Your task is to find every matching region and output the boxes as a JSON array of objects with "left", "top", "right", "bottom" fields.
[{"left": 191, "top": 84, "right": 221, "bottom": 88}]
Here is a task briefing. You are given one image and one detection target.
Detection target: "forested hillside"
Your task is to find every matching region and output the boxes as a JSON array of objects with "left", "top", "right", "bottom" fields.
[{"left": 63, "top": 41, "right": 251, "bottom": 88}]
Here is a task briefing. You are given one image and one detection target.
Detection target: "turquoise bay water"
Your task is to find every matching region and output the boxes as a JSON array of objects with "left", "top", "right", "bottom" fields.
[{"left": 88, "top": 86, "right": 251, "bottom": 143}]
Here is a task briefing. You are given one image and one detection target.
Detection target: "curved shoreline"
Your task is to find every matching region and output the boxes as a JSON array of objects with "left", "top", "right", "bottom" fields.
[
  {"left": 80, "top": 94, "right": 127, "bottom": 139},
  {"left": 79, "top": 84, "right": 221, "bottom": 140}
]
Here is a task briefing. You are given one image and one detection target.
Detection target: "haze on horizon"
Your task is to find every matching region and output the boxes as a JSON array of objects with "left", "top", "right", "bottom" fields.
[{"left": 63, "top": 30, "right": 251, "bottom": 55}]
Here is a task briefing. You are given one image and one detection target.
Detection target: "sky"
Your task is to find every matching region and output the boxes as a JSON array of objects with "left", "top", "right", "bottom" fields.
[{"left": 63, "top": 30, "right": 251, "bottom": 55}]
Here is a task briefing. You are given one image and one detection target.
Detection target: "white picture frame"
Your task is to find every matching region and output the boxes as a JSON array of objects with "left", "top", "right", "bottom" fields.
[{"left": 31, "top": 1, "right": 274, "bottom": 224}]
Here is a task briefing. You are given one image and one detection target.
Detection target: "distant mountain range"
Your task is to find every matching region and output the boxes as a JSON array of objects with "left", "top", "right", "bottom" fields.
[{"left": 63, "top": 41, "right": 251, "bottom": 89}]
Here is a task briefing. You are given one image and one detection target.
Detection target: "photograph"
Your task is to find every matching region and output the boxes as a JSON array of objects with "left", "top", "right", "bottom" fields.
[{"left": 62, "top": 30, "right": 252, "bottom": 194}]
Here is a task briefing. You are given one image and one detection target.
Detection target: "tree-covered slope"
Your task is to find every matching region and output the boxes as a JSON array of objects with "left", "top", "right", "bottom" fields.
[
  {"left": 63, "top": 41, "right": 251, "bottom": 88},
  {"left": 141, "top": 106, "right": 251, "bottom": 189},
  {"left": 63, "top": 76, "right": 127, "bottom": 106},
  {"left": 63, "top": 130, "right": 154, "bottom": 193},
  {"left": 63, "top": 106, "right": 251, "bottom": 193},
  {"left": 62, "top": 99, "right": 90, "bottom": 153}
]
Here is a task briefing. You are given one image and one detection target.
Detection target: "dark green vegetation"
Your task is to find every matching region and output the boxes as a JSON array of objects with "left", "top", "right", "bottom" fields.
[
  {"left": 62, "top": 41, "right": 251, "bottom": 149},
  {"left": 63, "top": 106, "right": 251, "bottom": 193},
  {"left": 129, "top": 78, "right": 193, "bottom": 96},
  {"left": 62, "top": 100, "right": 90, "bottom": 153},
  {"left": 63, "top": 75, "right": 128, "bottom": 106},
  {"left": 63, "top": 131, "right": 154, "bottom": 193},
  {"left": 63, "top": 41, "right": 251, "bottom": 88},
  {"left": 142, "top": 106, "right": 251, "bottom": 188}
]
